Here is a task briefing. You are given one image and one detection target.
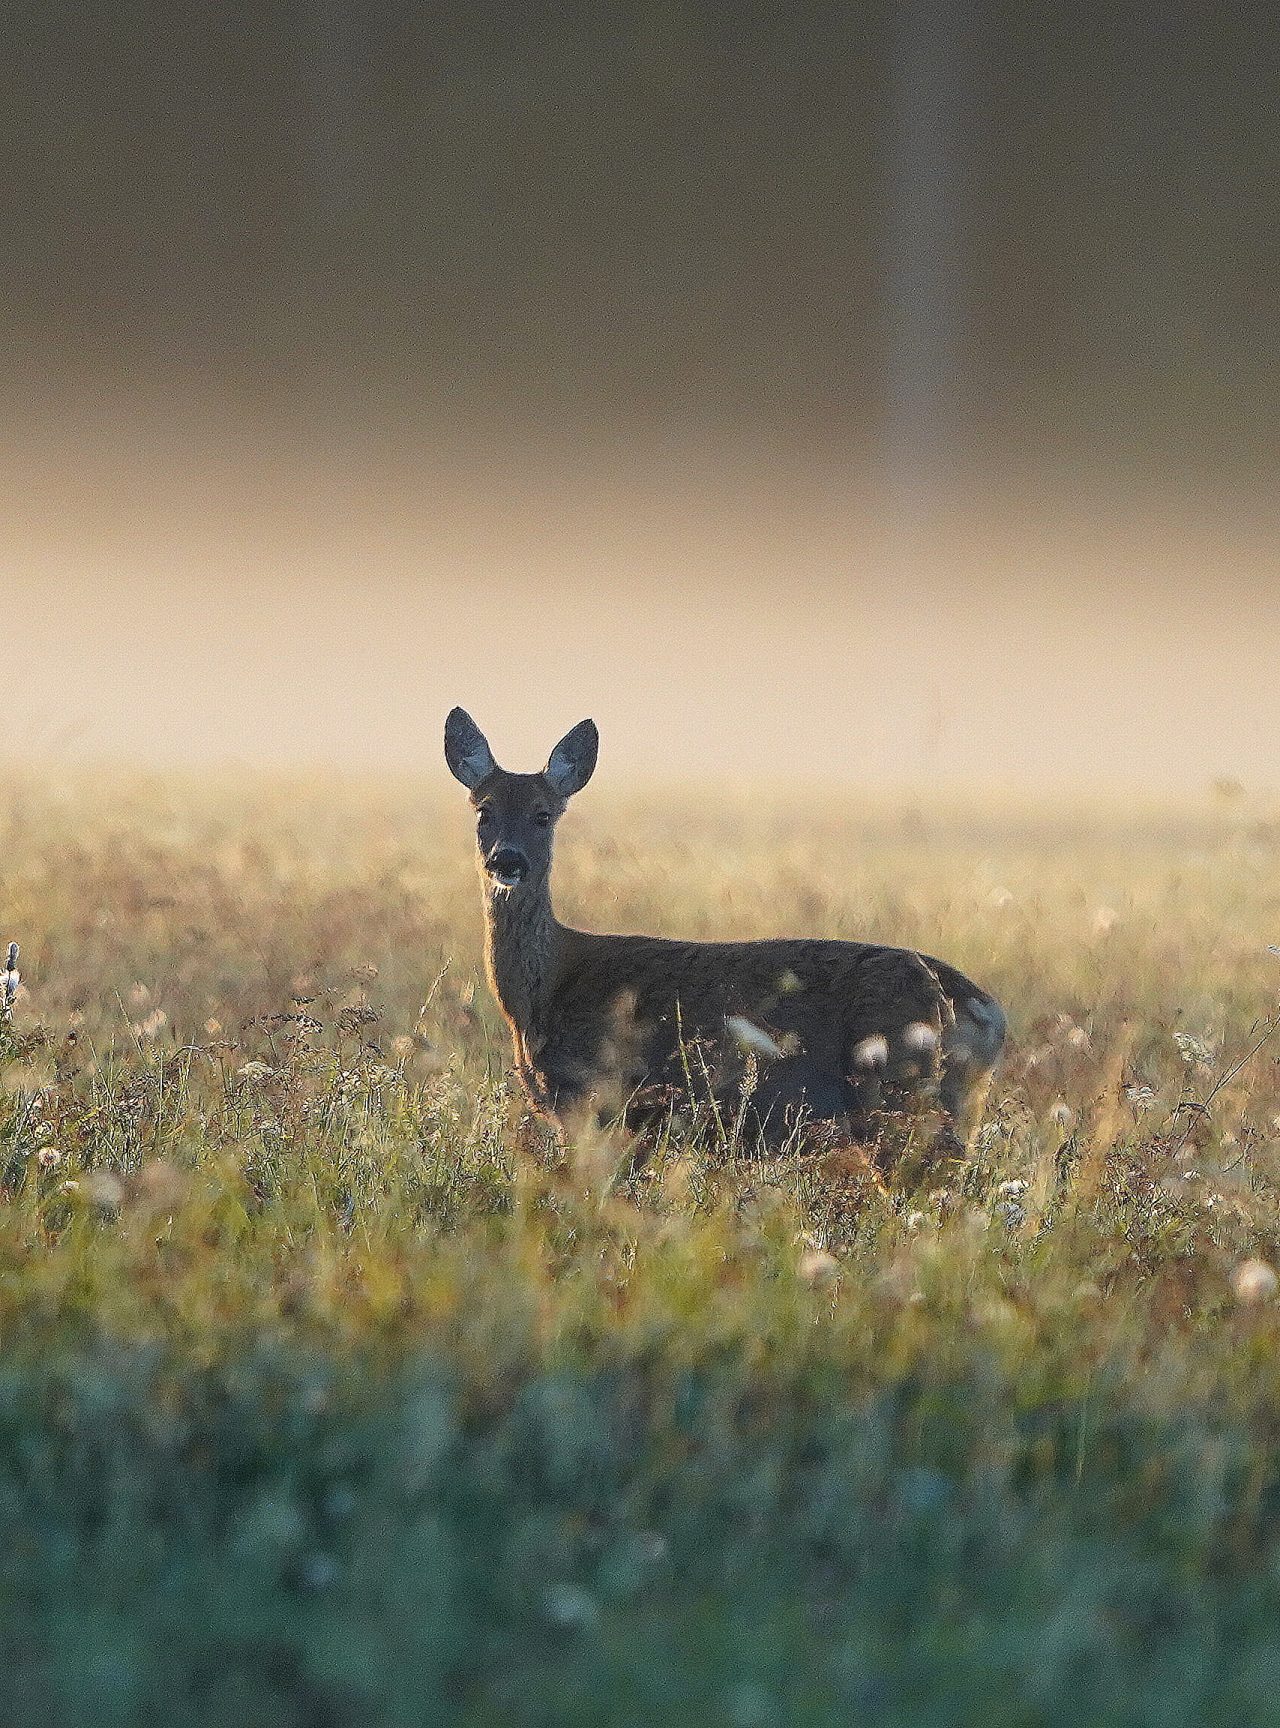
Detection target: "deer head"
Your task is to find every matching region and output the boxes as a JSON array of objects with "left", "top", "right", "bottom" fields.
[{"left": 444, "top": 708, "right": 598, "bottom": 893}]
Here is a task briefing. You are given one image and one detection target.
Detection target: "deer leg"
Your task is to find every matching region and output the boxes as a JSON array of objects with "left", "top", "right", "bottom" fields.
[{"left": 841, "top": 949, "right": 954, "bottom": 1176}]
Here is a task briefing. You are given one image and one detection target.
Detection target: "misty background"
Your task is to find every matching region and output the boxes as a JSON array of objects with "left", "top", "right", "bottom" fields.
[{"left": 4, "top": 3, "right": 1277, "bottom": 789}]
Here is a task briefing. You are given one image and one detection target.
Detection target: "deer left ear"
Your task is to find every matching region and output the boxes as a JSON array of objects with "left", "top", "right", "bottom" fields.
[
  {"left": 445, "top": 707, "right": 498, "bottom": 789},
  {"left": 544, "top": 719, "right": 598, "bottom": 797}
]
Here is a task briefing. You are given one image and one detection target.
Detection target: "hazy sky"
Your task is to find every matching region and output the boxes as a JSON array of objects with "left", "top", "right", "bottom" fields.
[
  {"left": 6, "top": 397, "right": 1277, "bottom": 790},
  {"left": 5, "top": 4, "right": 1277, "bottom": 789}
]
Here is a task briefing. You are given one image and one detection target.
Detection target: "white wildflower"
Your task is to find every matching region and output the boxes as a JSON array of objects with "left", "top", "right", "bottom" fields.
[
  {"left": 299, "top": 1553, "right": 339, "bottom": 1592},
  {"left": 1233, "top": 1259, "right": 1278, "bottom": 1306},
  {"left": 1174, "top": 1031, "right": 1215, "bottom": 1068},
  {"left": 83, "top": 1170, "right": 125, "bottom": 1209},
  {"left": 852, "top": 1033, "right": 889, "bottom": 1070},
  {"left": 634, "top": 1530, "right": 667, "bottom": 1564},
  {"left": 904, "top": 1022, "right": 939, "bottom": 1053},
  {"left": 725, "top": 1682, "right": 773, "bottom": 1728},
  {"left": 542, "top": 1583, "right": 599, "bottom": 1630},
  {"left": 725, "top": 1016, "right": 786, "bottom": 1061},
  {"left": 797, "top": 1249, "right": 840, "bottom": 1288}
]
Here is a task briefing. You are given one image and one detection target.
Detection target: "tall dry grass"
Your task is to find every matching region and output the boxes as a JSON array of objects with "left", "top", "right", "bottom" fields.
[{"left": 4, "top": 769, "right": 1280, "bottom": 1724}]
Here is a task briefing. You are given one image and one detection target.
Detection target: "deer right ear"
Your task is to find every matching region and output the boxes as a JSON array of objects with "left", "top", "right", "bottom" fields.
[
  {"left": 544, "top": 719, "right": 598, "bottom": 797},
  {"left": 444, "top": 707, "right": 498, "bottom": 789}
]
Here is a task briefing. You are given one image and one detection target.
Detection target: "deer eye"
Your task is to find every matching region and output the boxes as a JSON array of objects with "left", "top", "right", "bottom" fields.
[
  {"left": 532, "top": 811, "right": 551, "bottom": 827},
  {"left": 476, "top": 807, "right": 492, "bottom": 827}
]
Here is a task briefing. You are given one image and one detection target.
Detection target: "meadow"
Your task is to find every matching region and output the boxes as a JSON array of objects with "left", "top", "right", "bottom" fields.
[{"left": 4, "top": 767, "right": 1280, "bottom": 1726}]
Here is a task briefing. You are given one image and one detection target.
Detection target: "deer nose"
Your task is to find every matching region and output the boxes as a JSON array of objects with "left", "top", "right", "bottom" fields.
[{"left": 486, "top": 846, "right": 529, "bottom": 886}]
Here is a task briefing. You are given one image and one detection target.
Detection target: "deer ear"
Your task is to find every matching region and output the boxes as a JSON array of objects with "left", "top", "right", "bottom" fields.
[
  {"left": 544, "top": 719, "right": 598, "bottom": 797},
  {"left": 444, "top": 707, "right": 497, "bottom": 789}
]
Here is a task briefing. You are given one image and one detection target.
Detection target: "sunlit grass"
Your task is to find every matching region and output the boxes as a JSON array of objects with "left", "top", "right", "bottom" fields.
[{"left": 3, "top": 769, "right": 1280, "bottom": 1724}]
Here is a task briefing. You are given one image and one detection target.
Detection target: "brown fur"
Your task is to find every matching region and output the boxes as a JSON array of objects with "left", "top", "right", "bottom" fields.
[{"left": 446, "top": 709, "right": 1006, "bottom": 1164}]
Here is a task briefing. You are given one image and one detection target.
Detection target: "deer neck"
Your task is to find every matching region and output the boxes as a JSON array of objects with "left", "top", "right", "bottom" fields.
[{"left": 482, "top": 876, "right": 562, "bottom": 1036}]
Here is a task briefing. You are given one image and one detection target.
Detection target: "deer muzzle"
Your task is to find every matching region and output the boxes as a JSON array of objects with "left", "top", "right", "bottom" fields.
[{"left": 485, "top": 846, "right": 529, "bottom": 888}]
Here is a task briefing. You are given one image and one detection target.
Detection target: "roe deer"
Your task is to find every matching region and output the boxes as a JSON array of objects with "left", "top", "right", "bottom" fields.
[{"left": 445, "top": 708, "right": 1005, "bottom": 1167}]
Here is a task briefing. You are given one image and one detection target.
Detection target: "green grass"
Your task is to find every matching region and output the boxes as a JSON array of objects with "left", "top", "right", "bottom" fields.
[{"left": 4, "top": 770, "right": 1280, "bottom": 1724}]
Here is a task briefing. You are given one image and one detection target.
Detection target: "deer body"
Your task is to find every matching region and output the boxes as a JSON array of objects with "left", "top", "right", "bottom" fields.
[{"left": 447, "top": 709, "right": 1006, "bottom": 1156}]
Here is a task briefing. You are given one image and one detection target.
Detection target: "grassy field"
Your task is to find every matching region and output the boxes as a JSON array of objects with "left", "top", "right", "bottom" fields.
[{"left": 4, "top": 768, "right": 1280, "bottom": 1726}]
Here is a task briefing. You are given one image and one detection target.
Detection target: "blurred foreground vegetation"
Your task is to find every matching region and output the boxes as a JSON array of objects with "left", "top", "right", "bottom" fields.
[{"left": 5, "top": 770, "right": 1280, "bottom": 1725}]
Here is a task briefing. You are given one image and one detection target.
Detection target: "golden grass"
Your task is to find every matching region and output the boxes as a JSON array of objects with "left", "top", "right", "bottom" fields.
[
  {"left": 6, "top": 770, "right": 1280, "bottom": 1721},
  {"left": 4, "top": 768, "right": 1280, "bottom": 1312}
]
